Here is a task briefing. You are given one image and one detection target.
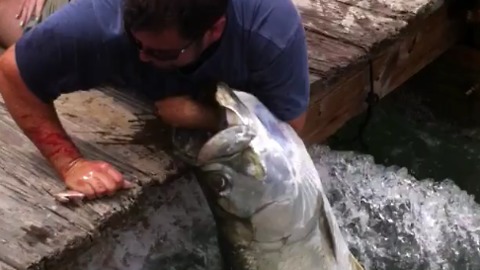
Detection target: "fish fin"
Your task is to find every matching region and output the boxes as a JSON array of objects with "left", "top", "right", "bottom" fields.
[
  {"left": 350, "top": 254, "right": 365, "bottom": 270},
  {"left": 197, "top": 125, "right": 256, "bottom": 164},
  {"left": 317, "top": 196, "right": 338, "bottom": 259},
  {"left": 318, "top": 194, "right": 363, "bottom": 269},
  {"left": 317, "top": 194, "right": 350, "bottom": 263}
]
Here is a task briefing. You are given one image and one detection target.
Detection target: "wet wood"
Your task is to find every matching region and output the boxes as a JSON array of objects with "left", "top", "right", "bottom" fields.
[
  {"left": 296, "top": 0, "right": 465, "bottom": 144},
  {"left": 0, "top": 87, "right": 183, "bottom": 269}
]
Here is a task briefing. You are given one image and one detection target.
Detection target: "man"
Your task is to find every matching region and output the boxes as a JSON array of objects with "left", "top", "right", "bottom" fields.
[{"left": 0, "top": 0, "right": 310, "bottom": 200}]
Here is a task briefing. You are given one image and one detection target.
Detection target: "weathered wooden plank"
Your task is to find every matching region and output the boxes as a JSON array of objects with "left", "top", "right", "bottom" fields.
[
  {"left": 301, "top": 67, "right": 370, "bottom": 145},
  {"left": 297, "top": 0, "right": 401, "bottom": 86},
  {"left": 0, "top": 87, "right": 182, "bottom": 269},
  {"left": 305, "top": 32, "right": 365, "bottom": 85},
  {"left": 372, "top": 4, "right": 465, "bottom": 99},
  {"left": 0, "top": 264, "right": 16, "bottom": 270},
  {"left": 297, "top": 0, "right": 446, "bottom": 84},
  {"left": 296, "top": 0, "right": 412, "bottom": 53},
  {"left": 297, "top": 0, "right": 463, "bottom": 144},
  {"left": 334, "top": 0, "right": 444, "bottom": 19}
]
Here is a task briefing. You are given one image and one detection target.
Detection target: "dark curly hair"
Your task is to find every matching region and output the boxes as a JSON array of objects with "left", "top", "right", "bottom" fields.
[{"left": 123, "top": 0, "right": 228, "bottom": 40}]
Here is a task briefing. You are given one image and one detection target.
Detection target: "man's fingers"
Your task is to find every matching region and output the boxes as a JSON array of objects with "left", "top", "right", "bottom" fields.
[
  {"left": 64, "top": 160, "right": 132, "bottom": 200},
  {"left": 97, "top": 174, "right": 119, "bottom": 196},
  {"left": 25, "top": 1, "right": 35, "bottom": 21},
  {"left": 90, "top": 177, "right": 108, "bottom": 197},
  {"left": 19, "top": 2, "right": 33, "bottom": 27},
  {"left": 16, "top": 0, "right": 26, "bottom": 19},
  {"left": 82, "top": 181, "right": 97, "bottom": 200},
  {"left": 98, "top": 162, "right": 122, "bottom": 181},
  {"left": 16, "top": 0, "right": 41, "bottom": 26},
  {"left": 122, "top": 180, "right": 135, "bottom": 189},
  {"left": 34, "top": 0, "right": 46, "bottom": 20},
  {"left": 106, "top": 167, "right": 124, "bottom": 185}
]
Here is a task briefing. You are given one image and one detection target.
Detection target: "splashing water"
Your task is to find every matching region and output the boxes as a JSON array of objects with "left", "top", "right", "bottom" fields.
[{"left": 310, "top": 145, "right": 480, "bottom": 270}]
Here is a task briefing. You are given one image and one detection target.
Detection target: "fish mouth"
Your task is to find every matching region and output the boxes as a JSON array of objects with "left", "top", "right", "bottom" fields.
[
  {"left": 214, "top": 82, "right": 255, "bottom": 128},
  {"left": 171, "top": 82, "right": 257, "bottom": 166}
]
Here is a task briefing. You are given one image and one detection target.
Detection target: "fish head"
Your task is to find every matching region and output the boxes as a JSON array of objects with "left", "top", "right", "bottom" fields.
[
  {"left": 172, "top": 82, "right": 298, "bottom": 220},
  {"left": 170, "top": 81, "right": 258, "bottom": 166}
]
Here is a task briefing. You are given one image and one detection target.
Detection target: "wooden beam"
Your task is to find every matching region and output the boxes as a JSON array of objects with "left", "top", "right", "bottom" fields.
[
  {"left": 372, "top": 4, "right": 466, "bottom": 99},
  {"left": 297, "top": 0, "right": 466, "bottom": 145}
]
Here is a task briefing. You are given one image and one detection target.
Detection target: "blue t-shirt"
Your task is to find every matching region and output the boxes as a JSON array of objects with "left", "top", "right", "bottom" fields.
[{"left": 15, "top": 0, "right": 310, "bottom": 121}]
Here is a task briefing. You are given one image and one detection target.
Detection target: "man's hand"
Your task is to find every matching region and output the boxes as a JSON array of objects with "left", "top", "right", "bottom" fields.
[
  {"left": 63, "top": 158, "right": 133, "bottom": 199},
  {"left": 1, "top": 45, "right": 133, "bottom": 202},
  {"left": 16, "top": 0, "right": 45, "bottom": 27}
]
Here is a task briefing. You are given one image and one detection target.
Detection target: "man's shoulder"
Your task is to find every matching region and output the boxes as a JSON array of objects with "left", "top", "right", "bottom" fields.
[
  {"left": 26, "top": 0, "right": 126, "bottom": 41},
  {"left": 14, "top": 0, "right": 134, "bottom": 102},
  {"left": 230, "top": 0, "right": 303, "bottom": 49},
  {"left": 16, "top": 0, "right": 130, "bottom": 65}
]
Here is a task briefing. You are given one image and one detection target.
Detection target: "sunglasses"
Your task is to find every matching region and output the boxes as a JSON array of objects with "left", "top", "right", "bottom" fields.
[{"left": 126, "top": 29, "right": 198, "bottom": 62}]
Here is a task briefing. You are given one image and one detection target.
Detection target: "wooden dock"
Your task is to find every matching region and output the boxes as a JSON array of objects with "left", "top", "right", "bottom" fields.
[
  {"left": 0, "top": 88, "right": 186, "bottom": 269},
  {"left": 297, "top": 0, "right": 466, "bottom": 144},
  {"left": 0, "top": 0, "right": 469, "bottom": 269}
]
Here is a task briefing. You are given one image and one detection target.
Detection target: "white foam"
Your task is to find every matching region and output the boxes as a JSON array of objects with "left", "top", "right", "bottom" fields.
[{"left": 310, "top": 145, "right": 480, "bottom": 270}]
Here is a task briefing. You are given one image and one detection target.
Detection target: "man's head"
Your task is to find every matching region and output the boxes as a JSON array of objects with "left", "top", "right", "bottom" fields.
[{"left": 123, "top": 0, "right": 228, "bottom": 70}]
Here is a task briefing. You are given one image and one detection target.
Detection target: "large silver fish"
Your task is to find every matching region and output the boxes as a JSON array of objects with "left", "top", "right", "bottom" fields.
[{"left": 171, "top": 82, "right": 364, "bottom": 270}]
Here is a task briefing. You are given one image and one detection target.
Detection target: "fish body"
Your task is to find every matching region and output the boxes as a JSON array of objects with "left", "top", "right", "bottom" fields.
[{"left": 172, "top": 83, "right": 363, "bottom": 270}]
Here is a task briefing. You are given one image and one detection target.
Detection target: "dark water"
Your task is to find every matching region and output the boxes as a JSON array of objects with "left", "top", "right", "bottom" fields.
[
  {"left": 321, "top": 52, "right": 480, "bottom": 269},
  {"left": 313, "top": 145, "right": 480, "bottom": 270},
  {"left": 328, "top": 80, "right": 480, "bottom": 201}
]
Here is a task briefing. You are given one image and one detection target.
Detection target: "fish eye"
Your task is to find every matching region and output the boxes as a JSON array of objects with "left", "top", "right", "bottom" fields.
[{"left": 208, "top": 173, "right": 229, "bottom": 194}]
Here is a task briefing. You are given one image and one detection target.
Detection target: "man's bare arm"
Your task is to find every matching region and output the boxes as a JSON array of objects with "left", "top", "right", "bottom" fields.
[
  {"left": 287, "top": 112, "right": 306, "bottom": 134},
  {"left": 0, "top": 46, "right": 131, "bottom": 199},
  {"left": 155, "top": 95, "right": 307, "bottom": 135},
  {"left": 0, "top": 46, "right": 82, "bottom": 177},
  {"left": 155, "top": 96, "right": 221, "bottom": 131}
]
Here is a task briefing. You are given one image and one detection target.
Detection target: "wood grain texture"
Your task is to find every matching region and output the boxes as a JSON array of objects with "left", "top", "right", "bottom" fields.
[
  {"left": 301, "top": 68, "right": 370, "bottom": 145},
  {"left": 0, "top": 87, "right": 182, "bottom": 269},
  {"left": 372, "top": 5, "right": 465, "bottom": 99},
  {"left": 296, "top": 0, "right": 444, "bottom": 87}
]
